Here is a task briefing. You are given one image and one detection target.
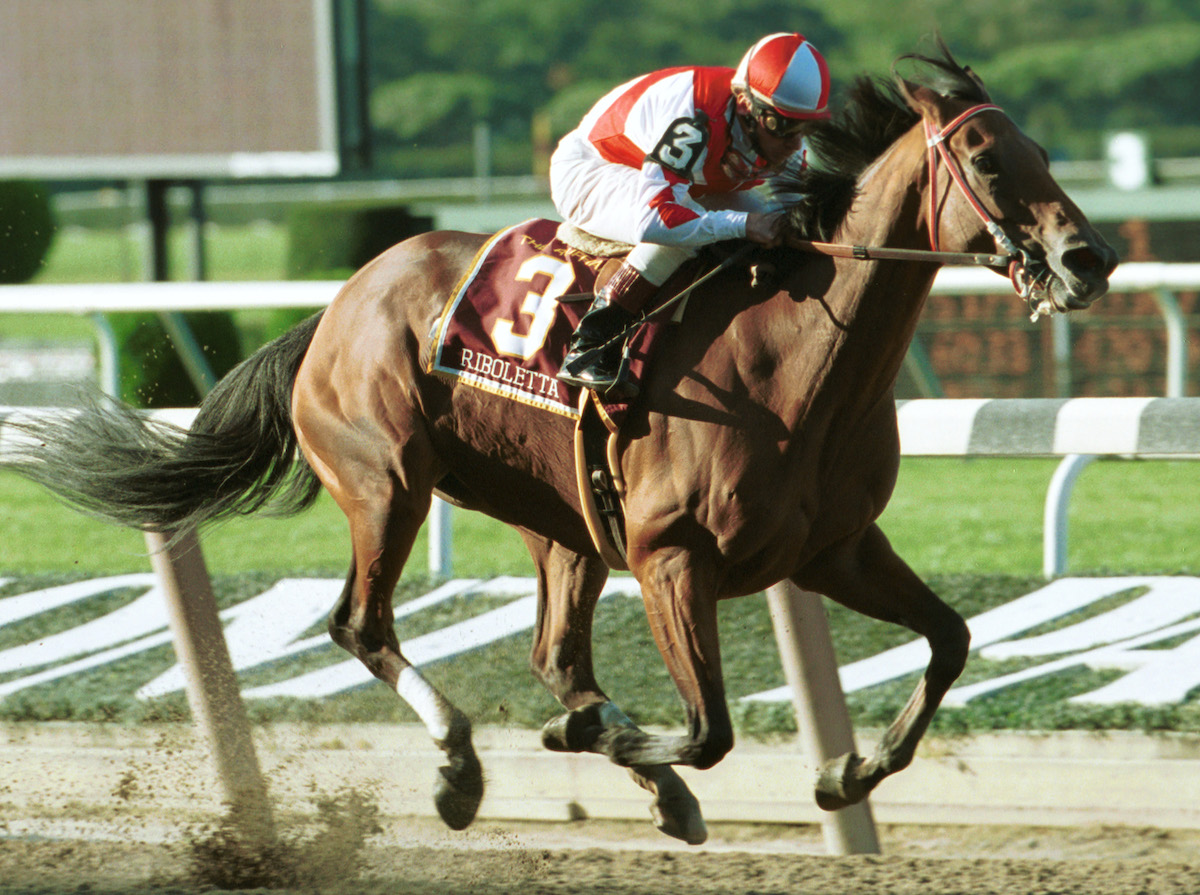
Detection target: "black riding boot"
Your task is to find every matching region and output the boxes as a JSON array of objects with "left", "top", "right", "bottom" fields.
[
  {"left": 557, "top": 298, "right": 638, "bottom": 391},
  {"left": 557, "top": 263, "right": 657, "bottom": 397}
]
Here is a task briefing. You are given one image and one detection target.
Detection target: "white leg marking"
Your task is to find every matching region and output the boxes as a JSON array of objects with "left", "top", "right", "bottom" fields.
[{"left": 396, "top": 666, "right": 451, "bottom": 741}]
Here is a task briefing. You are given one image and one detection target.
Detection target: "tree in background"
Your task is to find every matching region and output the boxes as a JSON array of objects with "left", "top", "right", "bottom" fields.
[
  {"left": 0, "top": 181, "right": 56, "bottom": 284},
  {"left": 363, "top": 0, "right": 1200, "bottom": 176},
  {"left": 366, "top": 0, "right": 839, "bottom": 175}
]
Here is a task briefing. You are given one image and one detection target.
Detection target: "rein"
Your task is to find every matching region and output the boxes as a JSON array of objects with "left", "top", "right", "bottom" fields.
[
  {"left": 787, "top": 102, "right": 1057, "bottom": 320},
  {"left": 785, "top": 238, "right": 1009, "bottom": 268}
]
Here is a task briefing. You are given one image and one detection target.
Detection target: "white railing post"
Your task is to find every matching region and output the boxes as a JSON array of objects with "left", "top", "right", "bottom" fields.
[
  {"left": 765, "top": 581, "right": 881, "bottom": 855},
  {"left": 145, "top": 528, "right": 275, "bottom": 844},
  {"left": 428, "top": 496, "right": 454, "bottom": 578},
  {"left": 1043, "top": 453, "right": 1099, "bottom": 578},
  {"left": 1052, "top": 314, "right": 1072, "bottom": 396},
  {"left": 1154, "top": 287, "right": 1188, "bottom": 397},
  {"left": 88, "top": 312, "right": 122, "bottom": 397}
]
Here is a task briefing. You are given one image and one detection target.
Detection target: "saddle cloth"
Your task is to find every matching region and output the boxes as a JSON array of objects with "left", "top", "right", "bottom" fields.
[{"left": 427, "top": 218, "right": 666, "bottom": 428}]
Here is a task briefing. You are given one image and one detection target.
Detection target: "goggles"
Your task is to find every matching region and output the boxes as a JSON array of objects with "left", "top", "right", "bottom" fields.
[{"left": 753, "top": 103, "right": 810, "bottom": 140}]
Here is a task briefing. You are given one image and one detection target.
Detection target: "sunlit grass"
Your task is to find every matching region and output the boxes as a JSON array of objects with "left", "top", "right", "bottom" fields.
[
  {"left": 0, "top": 224, "right": 292, "bottom": 345},
  {"left": 0, "top": 457, "right": 1195, "bottom": 579},
  {"left": 881, "top": 457, "right": 1199, "bottom": 576},
  {"left": 35, "top": 222, "right": 289, "bottom": 285},
  {"left": 0, "top": 473, "right": 533, "bottom": 579}
]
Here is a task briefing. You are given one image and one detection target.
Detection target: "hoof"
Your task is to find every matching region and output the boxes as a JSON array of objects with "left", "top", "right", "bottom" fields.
[
  {"left": 815, "top": 751, "right": 870, "bottom": 812},
  {"left": 434, "top": 714, "right": 484, "bottom": 830},
  {"left": 434, "top": 746, "right": 484, "bottom": 830},
  {"left": 629, "top": 767, "right": 707, "bottom": 846}
]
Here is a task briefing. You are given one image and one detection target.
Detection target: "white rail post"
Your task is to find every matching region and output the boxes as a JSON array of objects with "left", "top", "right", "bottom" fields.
[
  {"left": 765, "top": 581, "right": 881, "bottom": 855},
  {"left": 1043, "top": 453, "right": 1098, "bottom": 578},
  {"left": 1052, "top": 315, "right": 1072, "bottom": 396},
  {"left": 88, "top": 313, "right": 122, "bottom": 397},
  {"left": 1154, "top": 287, "right": 1187, "bottom": 397},
  {"left": 427, "top": 497, "right": 453, "bottom": 578},
  {"left": 146, "top": 527, "right": 275, "bottom": 844}
]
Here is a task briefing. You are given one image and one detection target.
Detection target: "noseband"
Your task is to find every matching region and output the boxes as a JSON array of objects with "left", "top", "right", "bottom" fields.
[{"left": 925, "top": 104, "right": 1054, "bottom": 318}]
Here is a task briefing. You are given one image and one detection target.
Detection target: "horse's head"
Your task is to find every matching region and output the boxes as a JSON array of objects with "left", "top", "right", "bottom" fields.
[{"left": 896, "top": 52, "right": 1118, "bottom": 315}]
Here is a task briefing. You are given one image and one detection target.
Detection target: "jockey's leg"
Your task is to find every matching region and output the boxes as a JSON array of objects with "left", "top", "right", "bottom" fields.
[
  {"left": 557, "top": 263, "right": 653, "bottom": 394},
  {"left": 558, "top": 243, "right": 692, "bottom": 397}
]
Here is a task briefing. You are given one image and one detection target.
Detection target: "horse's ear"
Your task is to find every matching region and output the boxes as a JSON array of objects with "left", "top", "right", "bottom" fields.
[
  {"left": 896, "top": 78, "right": 946, "bottom": 125},
  {"left": 961, "top": 65, "right": 991, "bottom": 102}
]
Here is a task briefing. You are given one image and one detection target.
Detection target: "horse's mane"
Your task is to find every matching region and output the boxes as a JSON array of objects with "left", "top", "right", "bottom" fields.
[{"left": 778, "top": 37, "right": 991, "bottom": 241}]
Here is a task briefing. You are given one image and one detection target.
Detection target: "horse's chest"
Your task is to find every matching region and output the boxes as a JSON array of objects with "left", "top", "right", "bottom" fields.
[{"left": 717, "top": 413, "right": 900, "bottom": 561}]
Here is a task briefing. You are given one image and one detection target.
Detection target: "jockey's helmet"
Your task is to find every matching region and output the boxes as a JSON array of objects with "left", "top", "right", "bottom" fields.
[{"left": 732, "top": 33, "right": 831, "bottom": 136}]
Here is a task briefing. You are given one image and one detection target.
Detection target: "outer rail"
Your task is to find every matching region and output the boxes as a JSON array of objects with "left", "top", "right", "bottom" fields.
[{"left": 896, "top": 397, "right": 1200, "bottom": 575}]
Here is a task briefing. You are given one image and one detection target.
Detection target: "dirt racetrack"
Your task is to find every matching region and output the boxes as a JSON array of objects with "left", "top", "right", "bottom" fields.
[
  {"left": 5, "top": 815, "right": 1200, "bottom": 894},
  {"left": 4, "top": 723, "right": 1200, "bottom": 894}
]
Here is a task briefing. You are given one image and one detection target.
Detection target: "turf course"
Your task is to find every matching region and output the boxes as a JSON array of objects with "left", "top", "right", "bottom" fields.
[
  {"left": 3, "top": 569, "right": 1197, "bottom": 736},
  {"left": 0, "top": 456, "right": 1197, "bottom": 734},
  {"left": 0, "top": 455, "right": 1194, "bottom": 578}
]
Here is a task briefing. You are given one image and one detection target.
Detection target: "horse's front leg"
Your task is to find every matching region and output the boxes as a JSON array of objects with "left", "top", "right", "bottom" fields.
[
  {"left": 794, "top": 523, "right": 970, "bottom": 810},
  {"left": 521, "top": 532, "right": 706, "bottom": 844},
  {"left": 568, "top": 548, "right": 734, "bottom": 772}
]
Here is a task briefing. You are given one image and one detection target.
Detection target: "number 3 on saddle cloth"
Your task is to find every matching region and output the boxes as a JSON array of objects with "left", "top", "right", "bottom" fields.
[
  {"left": 427, "top": 217, "right": 699, "bottom": 565},
  {"left": 427, "top": 217, "right": 678, "bottom": 432}
]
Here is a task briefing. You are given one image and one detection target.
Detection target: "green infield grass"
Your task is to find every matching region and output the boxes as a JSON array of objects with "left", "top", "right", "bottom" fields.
[
  {"left": 0, "top": 456, "right": 1194, "bottom": 579},
  {"left": 1, "top": 223, "right": 292, "bottom": 345},
  {"left": 38, "top": 222, "right": 290, "bottom": 286}
]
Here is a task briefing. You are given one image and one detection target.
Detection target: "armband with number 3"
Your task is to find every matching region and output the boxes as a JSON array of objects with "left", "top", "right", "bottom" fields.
[{"left": 647, "top": 113, "right": 710, "bottom": 178}]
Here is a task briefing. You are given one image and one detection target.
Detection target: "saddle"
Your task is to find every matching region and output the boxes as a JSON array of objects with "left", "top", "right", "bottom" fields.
[{"left": 426, "top": 218, "right": 732, "bottom": 569}]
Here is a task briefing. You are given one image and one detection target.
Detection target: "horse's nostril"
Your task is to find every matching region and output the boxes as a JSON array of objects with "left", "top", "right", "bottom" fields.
[{"left": 1062, "top": 244, "right": 1114, "bottom": 278}]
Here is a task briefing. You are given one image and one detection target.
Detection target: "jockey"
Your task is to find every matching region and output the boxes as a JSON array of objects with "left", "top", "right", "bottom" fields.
[{"left": 551, "top": 32, "right": 832, "bottom": 396}]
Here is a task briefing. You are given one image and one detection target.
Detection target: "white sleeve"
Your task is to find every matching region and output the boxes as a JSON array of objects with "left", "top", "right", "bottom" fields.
[
  {"left": 631, "top": 164, "right": 748, "bottom": 246},
  {"left": 618, "top": 72, "right": 750, "bottom": 247}
]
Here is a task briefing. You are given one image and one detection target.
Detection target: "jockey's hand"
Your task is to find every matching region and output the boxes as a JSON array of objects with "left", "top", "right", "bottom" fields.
[{"left": 745, "top": 210, "right": 786, "bottom": 248}]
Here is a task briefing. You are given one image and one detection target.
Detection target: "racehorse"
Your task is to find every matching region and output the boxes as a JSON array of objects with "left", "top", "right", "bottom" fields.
[{"left": 11, "top": 42, "right": 1115, "bottom": 844}]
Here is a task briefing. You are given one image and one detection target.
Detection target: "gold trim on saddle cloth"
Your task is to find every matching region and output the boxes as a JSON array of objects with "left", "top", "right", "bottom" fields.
[{"left": 425, "top": 221, "right": 518, "bottom": 372}]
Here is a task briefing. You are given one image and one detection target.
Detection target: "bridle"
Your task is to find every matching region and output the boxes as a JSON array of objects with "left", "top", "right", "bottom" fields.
[
  {"left": 788, "top": 102, "right": 1057, "bottom": 319},
  {"left": 924, "top": 104, "right": 1052, "bottom": 316}
]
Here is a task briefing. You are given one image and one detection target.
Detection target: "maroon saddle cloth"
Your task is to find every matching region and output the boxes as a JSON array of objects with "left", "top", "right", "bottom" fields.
[{"left": 427, "top": 218, "right": 670, "bottom": 428}]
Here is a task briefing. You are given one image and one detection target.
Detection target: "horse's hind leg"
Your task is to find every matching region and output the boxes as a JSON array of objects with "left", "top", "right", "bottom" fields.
[
  {"left": 794, "top": 522, "right": 970, "bottom": 810},
  {"left": 299, "top": 409, "right": 482, "bottom": 830},
  {"left": 521, "top": 533, "right": 706, "bottom": 844},
  {"left": 327, "top": 540, "right": 483, "bottom": 830}
]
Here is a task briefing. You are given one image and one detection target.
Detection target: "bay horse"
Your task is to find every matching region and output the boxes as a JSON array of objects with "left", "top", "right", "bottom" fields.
[{"left": 11, "top": 43, "right": 1115, "bottom": 844}]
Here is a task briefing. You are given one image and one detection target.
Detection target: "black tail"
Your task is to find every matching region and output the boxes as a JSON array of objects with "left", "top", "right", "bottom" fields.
[{"left": 7, "top": 312, "right": 325, "bottom": 534}]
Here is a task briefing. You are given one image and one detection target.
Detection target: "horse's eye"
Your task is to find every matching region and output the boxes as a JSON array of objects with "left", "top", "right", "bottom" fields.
[{"left": 973, "top": 153, "right": 999, "bottom": 177}]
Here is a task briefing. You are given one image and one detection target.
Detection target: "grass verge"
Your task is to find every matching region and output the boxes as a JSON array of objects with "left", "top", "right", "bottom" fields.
[{"left": 1, "top": 455, "right": 1195, "bottom": 578}]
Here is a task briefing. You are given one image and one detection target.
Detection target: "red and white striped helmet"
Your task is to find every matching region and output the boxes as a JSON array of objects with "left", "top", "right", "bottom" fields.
[{"left": 732, "top": 33, "right": 831, "bottom": 120}]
